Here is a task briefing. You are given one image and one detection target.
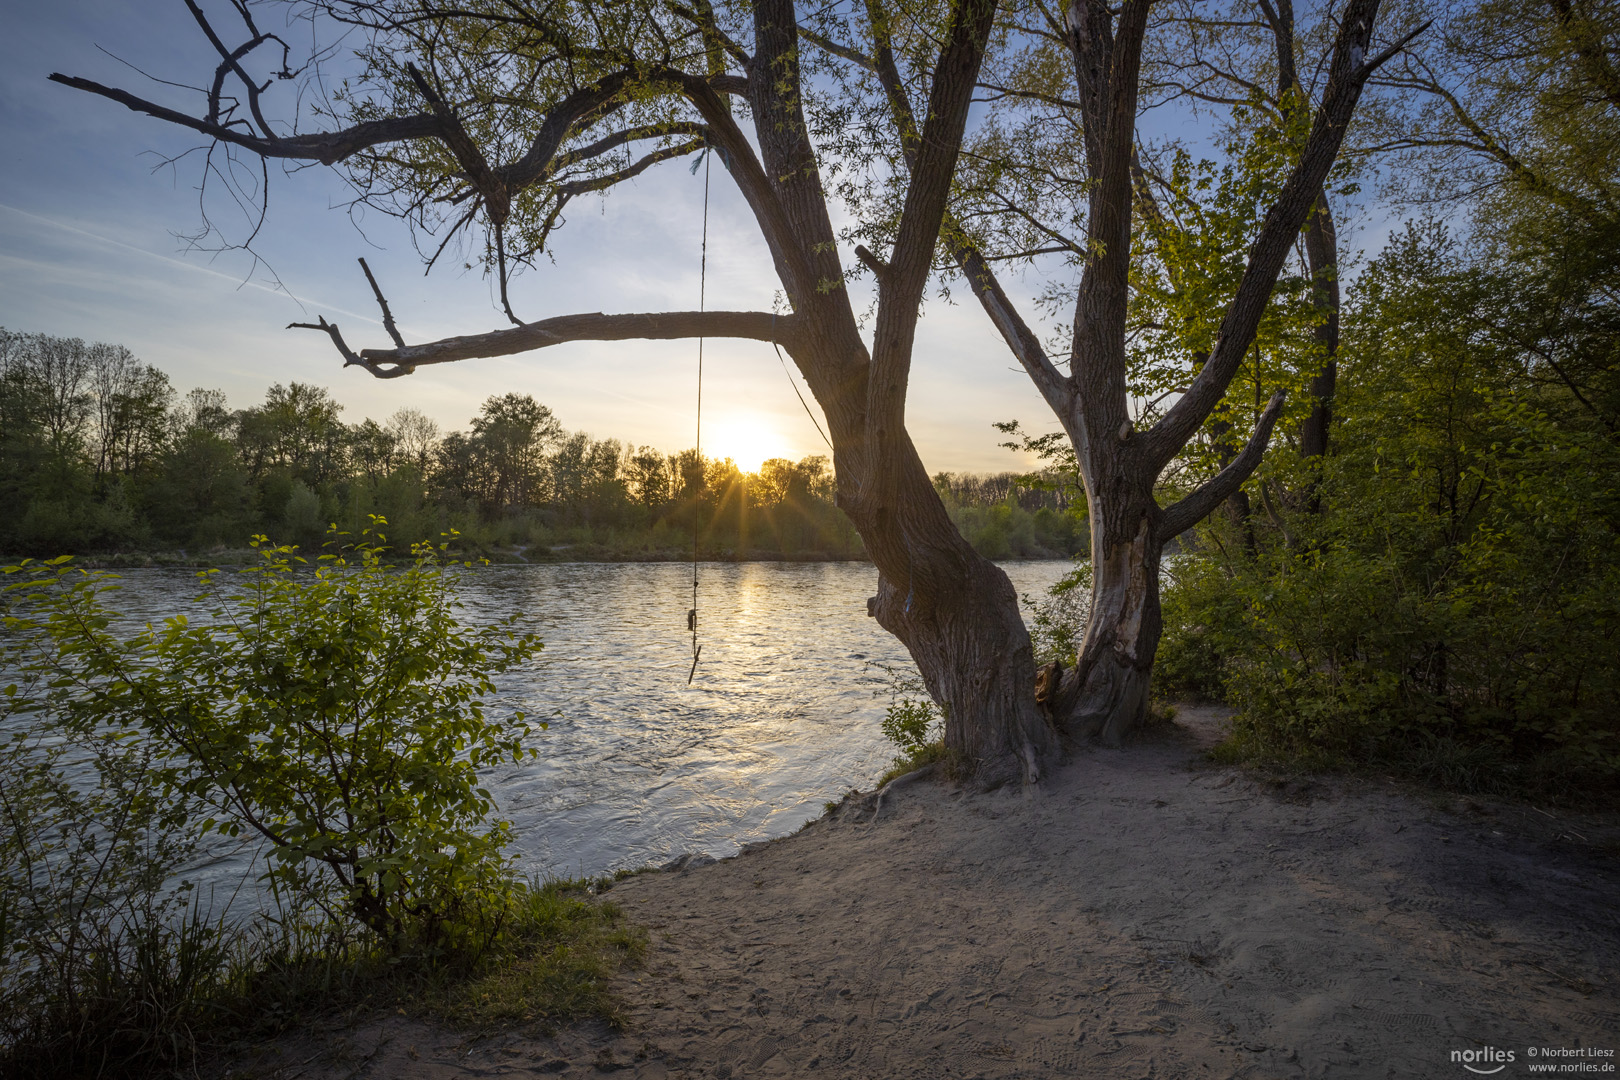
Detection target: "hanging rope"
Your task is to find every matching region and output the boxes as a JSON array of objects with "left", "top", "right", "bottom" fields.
[{"left": 687, "top": 147, "right": 711, "bottom": 685}]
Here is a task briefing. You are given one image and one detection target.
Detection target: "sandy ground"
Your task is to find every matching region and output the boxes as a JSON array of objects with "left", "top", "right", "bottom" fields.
[{"left": 234, "top": 707, "right": 1620, "bottom": 1079}]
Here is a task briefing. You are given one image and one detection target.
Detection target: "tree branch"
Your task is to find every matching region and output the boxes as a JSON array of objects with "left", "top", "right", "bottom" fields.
[
  {"left": 357, "top": 257, "right": 406, "bottom": 348},
  {"left": 948, "top": 230, "right": 1071, "bottom": 412},
  {"left": 1159, "top": 391, "right": 1286, "bottom": 539},
  {"left": 870, "top": 0, "right": 1002, "bottom": 432},
  {"left": 47, "top": 73, "right": 440, "bottom": 165},
  {"left": 1141, "top": 0, "right": 1403, "bottom": 472},
  {"left": 666, "top": 0, "right": 754, "bottom": 66},
  {"left": 496, "top": 71, "right": 635, "bottom": 189},
  {"left": 551, "top": 121, "right": 708, "bottom": 172},
  {"left": 403, "top": 63, "right": 509, "bottom": 224},
  {"left": 555, "top": 138, "right": 706, "bottom": 197},
  {"left": 798, "top": 27, "right": 875, "bottom": 70},
  {"left": 296, "top": 310, "right": 801, "bottom": 378}
]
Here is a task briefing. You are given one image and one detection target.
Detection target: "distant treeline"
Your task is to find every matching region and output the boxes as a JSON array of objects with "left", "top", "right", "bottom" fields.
[{"left": 0, "top": 329, "right": 1084, "bottom": 561}]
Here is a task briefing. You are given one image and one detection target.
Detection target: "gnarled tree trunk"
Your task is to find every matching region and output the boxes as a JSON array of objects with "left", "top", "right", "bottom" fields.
[
  {"left": 846, "top": 435, "right": 1058, "bottom": 784},
  {"left": 1068, "top": 503, "right": 1163, "bottom": 745}
]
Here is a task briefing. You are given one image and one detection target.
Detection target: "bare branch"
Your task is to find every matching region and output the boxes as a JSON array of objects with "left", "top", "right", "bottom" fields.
[
  {"left": 288, "top": 316, "right": 415, "bottom": 379},
  {"left": 555, "top": 137, "right": 706, "bottom": 197},
  {"left": 552, "top": 121, "right": 708, "bottom": 171},
  {"left": 300, "top": 310, "right": 802, "bottom": 378},
  {"left": 1357, "top": 20, "right": 1433, "bottom": 80},
  {"left": 798, "top": 27, "right": 875, "bottom": 70},
  {"left": 974, "top": 81, "right": 1085, "bottom": 110},
  {"left": 666, "top": 0, "right": 753, "bottom": 65},
  {"left": 949, "top": 232, "right": 1072, "bottom": 412},
  {"left": 357, "top": 257, "right": 406, "bottom": 348},
  {"left": 48, "top": 73, "right": 441, "bottom": 165},
  {"left": 854, "top": 244, "right": 890, "bottom": 277}
]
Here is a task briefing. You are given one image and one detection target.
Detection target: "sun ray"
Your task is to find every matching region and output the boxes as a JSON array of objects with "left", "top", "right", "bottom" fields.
[{"left": 704, "top": 413, "right": 792, "bottom": 474}]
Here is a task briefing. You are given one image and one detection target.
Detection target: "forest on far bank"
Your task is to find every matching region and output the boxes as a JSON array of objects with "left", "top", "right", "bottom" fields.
[{"left": 0, "top": 334, "right": 1085, "bottom": 563}]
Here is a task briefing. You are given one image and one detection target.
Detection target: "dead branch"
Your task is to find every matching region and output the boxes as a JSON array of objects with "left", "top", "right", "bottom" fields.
[
  {"left": 294, "top": 310, "right": 802, "bottom": 379},
  {"left": 48, "top": 73, "right": 441, "bottom": 165},
  {"left": 357, "top": 257, "right": 406, "bottom": 348}
]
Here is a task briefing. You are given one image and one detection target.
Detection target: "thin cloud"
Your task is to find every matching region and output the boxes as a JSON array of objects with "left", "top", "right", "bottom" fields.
[{"left": 0, "top": 201, "right": 387, "bottom": 330}]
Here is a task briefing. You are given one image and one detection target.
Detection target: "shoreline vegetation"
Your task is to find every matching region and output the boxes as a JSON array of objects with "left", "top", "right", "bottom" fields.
[
  {"left": 0, "top": 330, "right": 1086, "bottom": 567},
  {"left": 49, "top": 545, "right": 1060, "bottom": 569},
  {"left": 0, "top": 532, "right": 650, "bottom": 1078}
]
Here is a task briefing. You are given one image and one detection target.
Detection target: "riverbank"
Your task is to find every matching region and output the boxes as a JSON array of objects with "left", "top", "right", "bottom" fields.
[
  {"left": 35, "top": 546, "right": 878, "bottom": 569},
  {"left": 220, "top": 706, "right": 1620, "bottom": 1079},
  {"left": 15, "top": 536, "right": 1087, "bottom": 569}
]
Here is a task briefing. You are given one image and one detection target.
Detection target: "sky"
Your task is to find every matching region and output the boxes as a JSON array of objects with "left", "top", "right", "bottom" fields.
[{"left": 0, "top": 0, "right": 1086, "bottom": 475}]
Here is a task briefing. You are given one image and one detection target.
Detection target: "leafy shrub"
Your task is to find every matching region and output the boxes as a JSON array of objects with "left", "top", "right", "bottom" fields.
[
  {"left": 869, "top": 661, "right": 950, "bottom": 782},
  {"left": 10, "top": 520, "right": 543, "bottom": 949},
  {"left": 0, "top": 709, "right": 230, "bottom": 1076},
  {"left": 1023, "top": 560, "right": 1091, "bottom": 667},
  {"left": 1160, "top": 227, "right": 1620, "bottom": 802},
  {"left": 872, "top": 662, "right": 942, "bottom": 756},
  {"left": 2, "top": 562, "right": 235, "bottom": 1076},
  {"left": 0, "top": 523, "right": 658, "bottom": 1076}
]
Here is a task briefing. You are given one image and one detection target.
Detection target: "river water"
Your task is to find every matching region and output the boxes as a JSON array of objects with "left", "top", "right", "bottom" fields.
[{"left": 82, "top": 560, "right": 1072, "bottom": 883}]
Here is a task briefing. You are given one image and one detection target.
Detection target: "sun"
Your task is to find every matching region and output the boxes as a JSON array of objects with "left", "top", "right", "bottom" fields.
[{"left": 705, "top": 413, "right": 792, "bottom": 474}]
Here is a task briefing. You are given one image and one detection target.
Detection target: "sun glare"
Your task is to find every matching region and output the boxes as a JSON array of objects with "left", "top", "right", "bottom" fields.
[{"left": 705, "top": 414, "right": 791, "bottom": 474}]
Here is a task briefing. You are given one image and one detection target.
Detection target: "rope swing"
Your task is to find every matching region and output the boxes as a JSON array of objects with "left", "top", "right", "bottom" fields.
[{"left": 687, "top": 145, "right": 711, "bottom": 685}]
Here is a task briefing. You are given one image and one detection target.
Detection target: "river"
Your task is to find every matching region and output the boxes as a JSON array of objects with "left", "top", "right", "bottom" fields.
[{"left": 75, "top": 560, "right": 1074, "bottom": 883}]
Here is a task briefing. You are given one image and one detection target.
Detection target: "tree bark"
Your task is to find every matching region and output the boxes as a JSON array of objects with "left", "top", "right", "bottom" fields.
[
  {"left": 1065, "top": 493, "right": 1163, "bottom": 745},
  {"left": 847, "top": 431, "right": 1059, "bottom": 784},
  {"left": 1299, "top": 192, "right": 1340, "bottom": 463}
]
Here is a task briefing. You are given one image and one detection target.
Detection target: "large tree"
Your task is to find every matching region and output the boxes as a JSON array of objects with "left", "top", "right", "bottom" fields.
[
  {"left": 55, "top": 0, "right": 1424, "bottom": 765},
  {"left": 55, "top": 0, "right": 1062, "bottom": 782},
  {"left": 993, "top": 0, "right": 1418, "bottom": 740},
  {"left": 798, "top": 0, "right": 1421, "bottom": 739}
]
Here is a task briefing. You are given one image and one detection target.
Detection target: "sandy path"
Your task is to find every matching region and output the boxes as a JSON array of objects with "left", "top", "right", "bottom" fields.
[{"left": 239, "top": 708, "right": 1620, "bottom": 1079}]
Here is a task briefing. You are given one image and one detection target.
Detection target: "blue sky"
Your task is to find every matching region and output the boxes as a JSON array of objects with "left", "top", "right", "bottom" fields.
[
  {"left": 0, "top": 2, "right": 1407, "bottom": 474},
  {"left": 0, "top": 0, "right": 1084, "bottom": 473}
]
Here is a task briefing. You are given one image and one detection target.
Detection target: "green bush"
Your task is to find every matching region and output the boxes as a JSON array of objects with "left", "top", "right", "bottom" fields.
[
  {"left": 869, "top": 661, "right": 948, "bottom": 780},
  {"left": 1023, "top": 560, "right": 1091, "bottom": 667},
  {"left": 9, "top": 520, "right": 543, "bottom": 949},
  {"left": 0, "top": 711, "right": 227, "bottom": 1076},
  {"left": 0, "top": 520, "right": 656, "bottom": 1076},
  {"left": 1159, "top": 227, "right": 1620, "bottom": 802},
  {"left": 2, "top": 561, "right": 230, "bottom": 1076}
]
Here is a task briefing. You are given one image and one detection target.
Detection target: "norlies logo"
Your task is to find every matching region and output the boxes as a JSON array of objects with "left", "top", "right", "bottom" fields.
[{"left": 1454, "top": 1047, "right": 1517, "bottom": 1074}]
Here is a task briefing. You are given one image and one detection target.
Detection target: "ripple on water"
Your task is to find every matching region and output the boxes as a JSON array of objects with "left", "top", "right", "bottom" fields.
[{"left": 37, "top": 560, "right": 1073, "bottom": 886}]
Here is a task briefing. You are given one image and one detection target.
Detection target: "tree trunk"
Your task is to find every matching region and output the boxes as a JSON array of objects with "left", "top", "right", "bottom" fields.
[
  {"left": 838, "top": 428, "right": 1059, "bottom": 786},
  {"left": 1299, "top": 192, "right": 1340, "bottom": 464},
  {"left": 1054, "top": 482, "right": 1164, "bottom": 746}
]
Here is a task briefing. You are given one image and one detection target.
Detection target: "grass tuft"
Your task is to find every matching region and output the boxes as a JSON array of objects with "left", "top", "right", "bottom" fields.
[
  {"left": 0, "top": 879, "right": 645, "bottom": 1079},
  {"left": 876, "top": 740, "right": 956, "bottom": 788},
  {"left": 433, "top": 881, "right": 647, "bottom": 1030}
]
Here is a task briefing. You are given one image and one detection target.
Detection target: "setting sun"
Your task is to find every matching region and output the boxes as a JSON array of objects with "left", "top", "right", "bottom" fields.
[{"left": 704, "top": 413, "right": 793, "bottom": 474}]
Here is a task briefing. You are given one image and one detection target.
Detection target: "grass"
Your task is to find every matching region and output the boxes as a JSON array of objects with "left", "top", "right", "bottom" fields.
[
  {"left": 432, "top": 881, "right": 647, "bottom": 1030},
  {"left": 876, "top": 740, "right": 956, "bottom": 788},
  {"left": 0, "top": 879, "right": 646, "bottom": 1080}
]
